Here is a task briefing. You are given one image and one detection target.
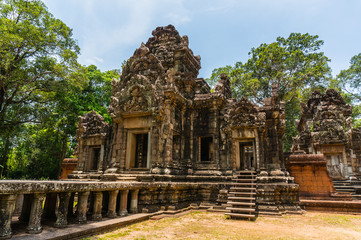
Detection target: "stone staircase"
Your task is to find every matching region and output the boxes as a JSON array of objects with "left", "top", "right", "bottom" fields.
[
  {"left": 333, "top": 179, "right": 361, "bottom": 200},
  {"left": 225, "top": 170, "right": 257, "bottom": 220}
]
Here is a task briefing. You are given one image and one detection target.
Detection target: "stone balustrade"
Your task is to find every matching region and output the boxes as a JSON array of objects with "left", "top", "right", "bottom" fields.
[
  {"left": 0, "top": 180, "right": 221, "bottom": 239},
  {"left": 0, "top": 180, "right": 143, "bottom": 239}
]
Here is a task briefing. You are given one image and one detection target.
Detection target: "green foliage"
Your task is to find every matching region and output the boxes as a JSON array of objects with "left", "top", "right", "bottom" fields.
[
  {"left": 7, "top": 125, "right": 65, "bottom": 179},
  {"left": 0, "top": 0, "right": 120, "bottom": 179},
  {"left": 3, "top": 64, "right": 119, "bottom": 179},
  {"left": 0, "top": 0, "right": 83, "bottom": 177},
  {"left": 338, "top": 53, "right": 361, "bottom": 101},
  {"left": 206, "top": 33, "right": 331, "bottom": 151},
  {"left": 336, "top": 53, "right": 361, "bottom": 127}
]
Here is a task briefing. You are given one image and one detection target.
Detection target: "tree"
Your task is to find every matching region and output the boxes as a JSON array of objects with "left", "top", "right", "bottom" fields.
[
  {"left": 337, "top": 53, "right": 361, "bottom": 127},
  {"left": 206, "top": 33, "right": 332, "bottom": 151},
  {"left": 3, "top": 65, "right": 119, "bottom": 179},
  {"left": 0, "top": 0, "right": 82, "bottom": 124},
  {"left": 0, "top": 0, "right": 83, "bottom": 177}
]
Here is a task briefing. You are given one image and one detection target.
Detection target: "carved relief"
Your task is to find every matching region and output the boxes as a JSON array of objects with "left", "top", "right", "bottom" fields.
[
  {"left": 76, "top": 110, "right": 109, "bottom": 139},
  {"left": 228, "top": 97, "right": 261, "bottom": 127}
]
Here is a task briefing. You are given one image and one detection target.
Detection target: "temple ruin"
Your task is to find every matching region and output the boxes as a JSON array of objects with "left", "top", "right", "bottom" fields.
[
  {"left": 290, "top": 89, "right": 361, "bottom": 201},
  {"left": 11, "top": 25, "right": 361, "bottom": 239},
  {"left": 292, "top": 89, "right": 361, "bottom": 179}
]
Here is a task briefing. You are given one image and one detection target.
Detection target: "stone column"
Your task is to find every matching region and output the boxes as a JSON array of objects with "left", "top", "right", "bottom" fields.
[
  {"left": 118, "top": 190, "right": 129, "bottom": 216},
  {"left": 54, "top": 192, "right": 71, "bottom": 228},
  {"left": 68, "top": 192, "right": 75, "bottom": 218},
  {"left": 129, "top": 189, "right": 139, "bottom": 214},
  {"left": 43, "top": 193, "right": 57, "bottom": 219},
  {"left": 77, "top": 192, "right": 90, "bottom": 224},
  {"left": 107, "top": 190, "right": 119, "bottom": 218},
  {"left": 19, "top": 194, "right": 33, "bottom": 222},
  {"left": 0, "top": 194, "right": 17, "bottom": 239},
  {"left": 26, "top": 193, "right": 45, "bottom": 234},
  {"left": 14, "top": 194, "right": 24, "bottom": 215},
  {"left": 92, "top": 192, "right": 103, "bottom": 221}
]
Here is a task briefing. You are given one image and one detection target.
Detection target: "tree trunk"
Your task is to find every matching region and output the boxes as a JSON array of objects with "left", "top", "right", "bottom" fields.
[
  {"left": 0, "top": 136, "right": 11, "bottom": 178},
  {"left": 57, "top": 135, "right": 67, "bottom": 179}
]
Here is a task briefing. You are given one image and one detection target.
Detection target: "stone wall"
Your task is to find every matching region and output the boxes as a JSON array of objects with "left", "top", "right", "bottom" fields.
[
  {"left": 288, "top": 153, "right": 336, "bottom": 199},
  {"left": 292, "top": 89, "right": 361, "bottom": 178}
]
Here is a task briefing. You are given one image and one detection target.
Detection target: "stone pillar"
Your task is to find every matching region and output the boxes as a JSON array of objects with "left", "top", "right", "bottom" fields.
[
  {"left": 54, "top": 192, "right": 71, "bottom": 228},
  {"left": 0, "top": 194, "right": 17, "bottom": 239},
  {"left": 107, "top": 190, "right": 119, "bottom": 218},
  {"left": 129, "top": 189, "right": 139, "bottom": 214},
  {"left": 92, "top": 192, "right": 103, "bottom": 221},
  {"left": 26, "top": 193, "right": 45, "bottom": 234},
  {"left": 118, "top": 190, "right": 129, "bottom": 216},
  {"left": 68, "top": 192, "right": 75, "bottom": 218},
  {"left": 77, "top": 192, "right": 90, "bottom": 224},
  {"left": 14, "top": 194, "right": 24, "bottom": 215},
  {"left": 19, "top": 194, "right": 33, "bottom": 222},
  {"left": 43, "top": 193, "right": 57, "bottom": 219}
]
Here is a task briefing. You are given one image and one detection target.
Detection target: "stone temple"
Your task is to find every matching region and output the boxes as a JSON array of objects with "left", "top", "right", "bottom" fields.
[
  {"left": 69, "top": 24, "right": 301, "bottom": 215},
  {"left": 3, "top": 25, "right": 361, "bottom": 239},
  {"left": 71, "top": 25, "right": 289, "bottom": 179}
]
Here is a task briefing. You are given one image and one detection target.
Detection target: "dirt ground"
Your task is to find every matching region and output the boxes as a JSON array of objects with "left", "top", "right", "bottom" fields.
[{"left": 90, "top": 211, "right": 361, "bottom": 240}]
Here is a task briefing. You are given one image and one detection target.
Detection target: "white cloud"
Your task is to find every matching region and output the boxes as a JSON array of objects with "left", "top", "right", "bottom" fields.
[{"left": 51, "top": 0, "right": 193, "bottom": 69}]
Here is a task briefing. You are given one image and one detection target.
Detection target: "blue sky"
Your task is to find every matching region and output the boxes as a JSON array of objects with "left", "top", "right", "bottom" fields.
[{"left": 42, "top": 0, "right": 361, "bottom": 78}]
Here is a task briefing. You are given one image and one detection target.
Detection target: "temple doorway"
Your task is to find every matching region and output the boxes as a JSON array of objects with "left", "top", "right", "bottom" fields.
[
  {"left": 89, "top": 146, "right": 100, "bottom": 171},
  {"left": 126, "top": 131, "right": 150, "bottom": 169},
  {"left": 238, "top": 141, "right": 255, "bottom": 171},
  {"left": 134, "top": 133, "right": 148, "bottom": 168}
]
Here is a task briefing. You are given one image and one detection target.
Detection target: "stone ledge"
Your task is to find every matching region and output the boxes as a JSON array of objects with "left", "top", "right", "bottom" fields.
[
  {"left": 0, "top": 180, "right": 223, "bottom": 195},
  {"left": 300, "top": 199, "right": 361, "bottom": 213}
]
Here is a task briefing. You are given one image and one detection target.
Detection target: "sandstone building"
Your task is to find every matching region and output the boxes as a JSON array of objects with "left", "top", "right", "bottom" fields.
[
  {"left": 71, "top": 25, "right": 290, "bottom": 180},
  {"left": 0, "top": 25, "right": 304, "bottom": 239},
  {"left": 292, "top": 89, "right": 361, "bottom": 179}
]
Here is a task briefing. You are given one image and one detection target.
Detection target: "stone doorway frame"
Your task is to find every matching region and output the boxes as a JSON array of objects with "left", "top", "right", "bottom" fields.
[
  {"left": 126, "top": 130, "right": 151, "bottom": 169},
  {"left": 234, "top": 139, "right": 257, "bottom": 171}
]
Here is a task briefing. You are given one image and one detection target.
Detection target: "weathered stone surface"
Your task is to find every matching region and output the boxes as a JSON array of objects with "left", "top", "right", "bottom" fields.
[
  {"left": 77, "top": 191, "right": 90, "bottom": 224},
  {"left": 54, "top": 192, "right": 71, "bottom": 228},
  {"left": 0, "top": 194, "right": 16, "bottom": 239},
  {"left": 288, "top": 154, "right": 339, "bottom": 199},
  {"left": 292, "top": 89, "right": 361, "bottom": 178},
  {"left": 26, "top": 193, "right": 45, "bottom": 234}
]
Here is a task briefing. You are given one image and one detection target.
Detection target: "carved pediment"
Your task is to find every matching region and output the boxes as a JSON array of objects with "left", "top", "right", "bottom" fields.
[
  {"left": 109, "top": 74, "right": 162, "bottom": 119},
  {"left": 228, "top": 97, "right": 261, "bottom": 127},
  {"left": 76, "top": 110, "right": 109, "bottom": 139}
]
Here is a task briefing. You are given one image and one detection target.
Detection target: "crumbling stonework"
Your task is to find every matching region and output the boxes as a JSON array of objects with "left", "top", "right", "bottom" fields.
[
  {"left": 292, "top": 89, "right": 361, "bottom": 179},
  {"left": 67, "top": 25, "right": 301, "bottom": 215},
  {"left": 72, "top": 110, "right": 110, "bottom": 175}
]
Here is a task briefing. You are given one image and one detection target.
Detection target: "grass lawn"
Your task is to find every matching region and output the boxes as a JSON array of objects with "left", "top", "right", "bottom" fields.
[{"left": 89, "top": 211, "right": 361, "bottom": 240}]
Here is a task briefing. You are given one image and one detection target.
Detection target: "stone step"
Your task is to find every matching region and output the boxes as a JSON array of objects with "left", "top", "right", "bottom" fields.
[
  {"left": 230, "top": 187, "right": 256, "bottom": 191},
  {"left": 234, "top": 175, "right": 256, "bottom": 179},
  {"left": 333, "top": 182, "right": 351, "bottom": 185},
  {"left": 227, "top": 201, "right": 256, "bottom": 206},
  {"left": 233, "top": 178, "right": 257, "bottom": 182},
  {"left": 236, "top": 170, "right": 257, "bottom": 174},
  {"left": 225, "top": 212, "right": 256, "bottom": 218},
  {"left": 226, "top": 207, "right": 256, "bottom": 212},
  {"left": 227, "top": 196, "right": 256, "bottom": 201},
  {"left": 228, "top": 192, "right": 256, "bottom": 195},
  {"left": 352, "top": 194, "right": 361, "bottom": 199},
  {"left": 334, "top": 185, "right": 354, "bottom": 188},
  {"left": 333, "top": 180, "right": 350, "bottom": 183},
  {"left": 334, "top": 188, "right": 355, "bottom": 192},
  {"left": 231, "top": 183, "right": 257, "bottom": 186}
]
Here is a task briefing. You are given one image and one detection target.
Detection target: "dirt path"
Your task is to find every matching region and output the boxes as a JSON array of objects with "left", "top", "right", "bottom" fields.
[{"left": 91, "top": 211, "right": 361, "bottom": 240}]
